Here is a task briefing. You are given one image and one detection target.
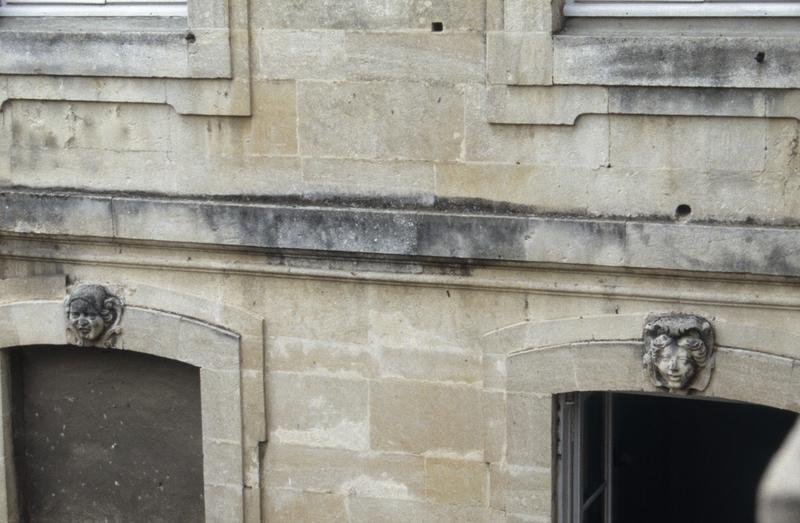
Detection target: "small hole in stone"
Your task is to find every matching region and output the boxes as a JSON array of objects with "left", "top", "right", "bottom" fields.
[
  {"left": 675, "top": 204, "right": 692, "bottom": 219},
  {"left": 431, "top": 22, "right": 444, "bottom": 32},
  {"left": 185, "top": 32, "right": 196, "bottom": 44},
  {"left": 755, "top": 51, "right": 766, "bottom": 63}
]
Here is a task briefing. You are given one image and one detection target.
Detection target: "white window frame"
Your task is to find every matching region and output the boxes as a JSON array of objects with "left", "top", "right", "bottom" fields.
[
  {"left": 557, "top": 392, "right": 614, "bottom": 523},
  {"left": 0, "top": 0, "right": 186, "bottom": 17},
  {"left": 564, "top": 0, "right": 800, "bottom": 17}
]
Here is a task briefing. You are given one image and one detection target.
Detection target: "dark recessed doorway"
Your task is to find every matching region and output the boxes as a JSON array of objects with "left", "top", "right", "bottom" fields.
[
  {"left": 557, "top": 391, "right": 797, "bottom": 523},
  {"left": 10, "top": 346, "right": 204, "bottom": 523}
]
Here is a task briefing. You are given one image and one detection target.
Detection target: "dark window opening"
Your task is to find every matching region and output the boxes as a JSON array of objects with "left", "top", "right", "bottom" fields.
[
  {"left": 557, "top": 392, "right": 797, "bottom": 523},
  {"left": 10, "top": 346, "right": 205, "bottom": 522}
]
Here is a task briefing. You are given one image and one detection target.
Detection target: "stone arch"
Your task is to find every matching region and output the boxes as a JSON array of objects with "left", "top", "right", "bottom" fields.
[
  {"left": 481, "top": 312, "right": 800, "bottom": 521},
  {"left": 0, "top": 275, "right": 266, "bottom": 522},
  {"left": 483, "top": 312, "right": 800, "bottom": 411}
]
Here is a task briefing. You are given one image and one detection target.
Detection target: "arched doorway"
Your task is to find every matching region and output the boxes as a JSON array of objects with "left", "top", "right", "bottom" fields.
[
  {"left": 487, "top": 313, "right": 800, "bottom": 522},
  {"left": 10, "top": 346, "right": 205, "bottom": 522},
  {"left": 0, "top": 276, "right": 268, "bottom": 521}
]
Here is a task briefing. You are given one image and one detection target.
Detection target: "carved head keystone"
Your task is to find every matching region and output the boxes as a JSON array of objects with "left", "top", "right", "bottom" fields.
[
  {"left": 65, "top": 284, "right": 124, "bottom": 348},
  {"left": 643, "top": 314, "right": 715, "bottom": 393}
]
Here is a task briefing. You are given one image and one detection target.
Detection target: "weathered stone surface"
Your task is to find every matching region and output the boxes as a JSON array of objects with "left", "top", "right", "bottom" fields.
[
  {"left": 203, "top": 439, "right": 243, "bottom": 485},
  {"left": 347, "top": 497, "right": 490, "bottom": 523},
  {"left": 609, "top": 87, "right": 766, "bottom": 118},
  {"left": 178, "top": 318, "right": 239, "bottom": 370},
  {"left": 609, "top": 115, "right": 771, "bottom": 172},
  {"left": 10, "top": 100, "right": 170, "bottom": 152},
  {"left": 767, "top": 90, "right": 800, "bottom": 121},
  {"left": 483, "top": 391, "right": 506, "bottom": 464},
  {"left": 0, "top": 275, "right": 65, "bottom": 303},
  {"left": 256, "top": 278, "right": 370, "bottom": 345},
  {"left": 424, "top": 458, "right": 487, "bottom": 505},
  {"left": 506, "top": 393, "right": 551, "bottom": 467},
  {"left": 483, "top": 354, "right": 507, "bottom": 391},
  {"left": 252, "top": 0, "right": 485, "bottom": 30},
  {"left": 203, "top": 485, "right": 243, "bottom": 522},
  {"left": 505, "top": 0, "right": 556, "bottom": 31},
  {"left": 265, "top": 489, "right": 348, "bottom": 522},
  {"left": 268, "top": 373, "right": 369, "bottom": 451},
  {"left": 368, "top": 286, "right": 474, "bottom": 352},
  {"left": 302, "top": 158, "right": 436, "bottom": 200},
  {"left": 495, "top": 463, "right": 552, "bottom": 519},
  {"left": 464, "top": 86, "right": 609, "bottom": 166},
  {"left": 0, "top": 24, "right": 231, "bottom": 78},
  {"left": 6, "top": 3, "right": 800, "bottom": 523},
  {"left": 253, "top": 30, "right": 347, "bottom": 81},
  {"left": 434, "top": 162, "right": 592, "bottom": 213},
  {"left": 7, "top": 76, "right": 167, "bottom": 106},
  {"left": 10, "top": 190, "right": 800, "bottom": 277},
  {"left": 5, "top": 302, "right": 64, "bottom": 347},
  {"left": 487, "top": 31, "right": 552, "bottom": 85},
  {"left": 297, "top": 81, "right": 463, "bottom": 161},
  {"left": 481, "top": 314, "right": 643, "bottom": 355},
  {"left": 247, "top": 30, "right": 477, "bottom": 84},
  {"left": 199, "top": 369, "right": 242, "bottom": 441},
  {"left": 9, "top": 148, "right": 173, "bottom": 192},
  {"left": 344, "top": 32, "right": 483, "bottom": 83},
  {"left": 507, "top": 343, "right": 645, "bottom": 394},
  {"left": 267, "top": 337, "right": 378, "bottom": 379},
  {"left": 171, "top": 80, "right": 297, "bottom": 157},
  {"left": 554, "top": 35, "right": 800, "bottom": 88},
  {"left": 707, "top": 348, "right": 796, "bottom": 410},
  {"left": 379, "top": 346, "right": 481, "bottom": 384},
  {"left": 486, "top": 0, "right": 504, "bottom": 30},
  {"left": 487, "top": 85, "right": 608, "bottom": 125},
  {"left": 370, "top": 379, "right": 483, "bottom": 456},
  {"left": 264, "top": 444, "right": 425, "bottom": 499},
  {"left": 0, "top": 191, "right": 113, "bottom": 238}
]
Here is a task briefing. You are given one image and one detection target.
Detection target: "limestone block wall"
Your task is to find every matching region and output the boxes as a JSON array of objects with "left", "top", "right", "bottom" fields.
[
  {"left": 1, "top": 1, "right": 799, "bottom": 223},
  {"left": 2, "top": 0, "right": 800, "bottom": 522},
  {"left": 2, "top": 252, "right": 800, "bottom": 521}
]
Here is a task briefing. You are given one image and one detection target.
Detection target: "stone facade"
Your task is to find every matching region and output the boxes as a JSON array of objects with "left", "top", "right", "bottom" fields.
[{"left": 1, "top": 1, "right": 800, "bottom": 521}]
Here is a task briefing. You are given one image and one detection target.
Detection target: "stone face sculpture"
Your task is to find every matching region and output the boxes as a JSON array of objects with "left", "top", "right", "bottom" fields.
[
  {"left": 642, "top": 314, "right": 715, "bottom": 393},
  {"left": 65, "top": 284, "right": 123, "bottom": 348}
]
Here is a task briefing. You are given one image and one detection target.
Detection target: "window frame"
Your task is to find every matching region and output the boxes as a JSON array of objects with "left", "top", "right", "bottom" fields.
[
  {"left": 0, "top": 0, "right": 249, "bottom": 116},
  {"left": 564, "top": 0, "right": 800, "bottom": 17},
  {"left": 0, "top": 0, "right": 187, "bottom": 17},
  {"left": 557, "top": 392, "right": 614, "bottom": 523},
  {"left": 485, "top": 0, "right": 800, "bottom": 125}
]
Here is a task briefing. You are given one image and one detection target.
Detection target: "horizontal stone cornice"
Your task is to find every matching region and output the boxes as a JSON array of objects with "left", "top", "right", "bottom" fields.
[{"left": 2, "top": 189, "right": 800, "bottom": 278}]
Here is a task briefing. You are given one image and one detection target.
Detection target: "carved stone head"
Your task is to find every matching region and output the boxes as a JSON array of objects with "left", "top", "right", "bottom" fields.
[
  {"left": 65, "top": 284, "right": 123, "bottom": 348},
  {"left": 643, "top": 314, "right": 715, "bottom": 393}
]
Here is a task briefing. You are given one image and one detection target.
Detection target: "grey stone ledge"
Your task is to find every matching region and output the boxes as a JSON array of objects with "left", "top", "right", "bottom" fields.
[
  {"left": 554, "top": 34, "right": 800, "bottom": 89},
  {"left": 0, "top": 28, "right": 231, "bottom": 79},
  {"left": 3, "top": 189, "right": 800, "bottom": 278},
  {"left": 486, "top": 85, "right": 800, "bottom": 126}
]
